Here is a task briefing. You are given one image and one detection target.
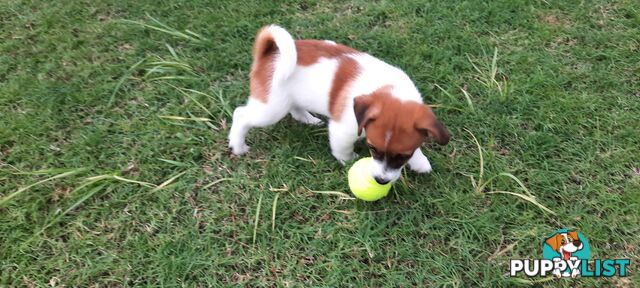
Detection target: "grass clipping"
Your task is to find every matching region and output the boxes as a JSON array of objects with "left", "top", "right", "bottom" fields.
[{"left": 464, "top": 128, "right": 556, "bottom": 215}]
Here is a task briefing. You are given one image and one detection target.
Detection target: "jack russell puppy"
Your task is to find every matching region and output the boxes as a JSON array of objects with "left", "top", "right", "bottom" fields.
[{"left": 229, "top": 25, "right": 450, "bottom": 184}]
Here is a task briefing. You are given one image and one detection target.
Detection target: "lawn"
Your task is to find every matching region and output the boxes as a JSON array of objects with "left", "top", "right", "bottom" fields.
[{"left": 1, "top": 0, "right": 639, "bottom": 286}]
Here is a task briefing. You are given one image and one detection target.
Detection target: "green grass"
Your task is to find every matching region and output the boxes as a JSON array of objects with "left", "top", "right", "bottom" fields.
[{"left": 1, "top": 0, "right": 639, "bottom": 286}]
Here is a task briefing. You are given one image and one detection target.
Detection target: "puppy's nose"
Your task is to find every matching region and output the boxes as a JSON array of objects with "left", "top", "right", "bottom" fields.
[
  {"left": 374, "top": 177, "right": 390, "bottom": 185},
  {"left": 573, "top": 239, "right": 582, "bottom": 246}
]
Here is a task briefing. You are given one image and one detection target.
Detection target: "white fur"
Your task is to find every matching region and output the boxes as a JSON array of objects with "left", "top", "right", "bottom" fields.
[
  {"left": 228, "top": 26, "right": 434, "bottom": 182},
  {"left": 368, "top": 148, "right": 433, "bottom": 184},
  {"left": 408, "top": 148, "right": 432, "bottom": 173},
  {"left": 286, "top": 58, "right": 338, "bottom": 116},
  {"left": 370, "top": 158, "right": 402, "bottom": 184},
  {"left": 267, "top": 25, "right": 297, "bottom": 85},
  {"left": 551, "top": 233, "right": 584, "bottom": 278}
]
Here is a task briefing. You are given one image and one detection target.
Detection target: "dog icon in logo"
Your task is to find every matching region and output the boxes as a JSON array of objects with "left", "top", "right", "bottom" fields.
[{"left": 544, "top": 231, "right": 584, "bottom": 278}]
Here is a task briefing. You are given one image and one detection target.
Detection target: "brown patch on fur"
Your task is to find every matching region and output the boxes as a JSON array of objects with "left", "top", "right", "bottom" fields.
[
  {"left": 329, "top": 57, "right": 360, "bottom": 120},
  {"left": 295, "top": 40, "right": 358, "bottom": 66},
  {"left": 249, "top": 27, "right": 276, "bottom": 103},
  {"left": 294, "top": 39, "right": 361, "bottom": 119},
  {"left": 354, "top": 88, "right": 449, "bottom": 158},
  {"left": 414, "top": 106, "right": 450, "bottom": 146},
  {"left": 250, "top": 34, "right": 359, "bottom": 103}
]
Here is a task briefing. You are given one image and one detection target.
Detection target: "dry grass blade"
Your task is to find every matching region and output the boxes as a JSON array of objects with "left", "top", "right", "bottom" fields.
[
  {"left": 477, "top": 172, "right": 537, "bottom": 200},
  {"left": 466, "top": 54, "right": 489, "bottom": 87},
  {"left": 466, "top": 47, "right": 508, "bottom": 99},
  {"left": 309, "top": 190, "right": 355, "bottom": 200},
  {"left": 37, "top": 183, "right": 108, "bottom": 234},
  {"left": 157, "top": 158, "right": 191, "bottom": 167},
  {"left": 168, "top": 84, "right": 214, "bottom": 117},
  {"left": 485, "top": 190, "right": 556, "bottom": 215},
  {"left": 159, "top": 113, "right": 219, "bottom": 130},
  {"left": 141, "top": 54, "right": 197, "bottom": 82},
  {"left": 84, "top": 174, "right": 156, "bottom": 188},
  {"left": 496, "top": 172, "right": 535, "bottom": 197},
  {"left": 145, "top": 13, "right": 207, "bottom": 41},
  {"left": 253, "top": 193, "right": 263, "bottom": 245},
  {"left": 294, "top": 156, "right": 313, "bottom": 162},
  {"left": 459, "top": 87, "right": 475, "bottom": 113},
  {"left": 165, "top": 43, "right": 178, "bottom": 59},
  {"left": 211, "top": 88, "right": 234, "bottom": 118},
  {"left": 434, "top": 84, "right": 473, "bottom": 112},
  {"left": 121, "top": 16, "right": 205, "bottom": 43},
  {"left": 434, "top": 83, "right": 456, "bottom": 101},
  {"left": 184, "top": 29, "right": 203, "bottom": 38},
  {"left": 464, "top": 129, "right": 554, "bottom": 215},
  {"left": 148, "top": 60, "right": 193, "bottom": 70},
  {"left": 151, "top": 170, "right": 189, "bottom": 192},
  {"left": 489, "top": 48, "right": 509, "bottom": 99},
  {"left": 202, "top": 178, "right": 233, "bottom": 190},
  {"left": 514, "top": 277, "right": 556, "bottom": 284},
  {"left": 159, "top": 115, "right": 213, "bottom": 122},
  {"left": 179, "top": 87, "right": 233, "bottom": 119},
  {"left": 109, "top": 58, "right": 146, "bottom": 107},
  {"left": 271, "top": 193, "right": 279, "bottom": 233},
  {"left": 0, "top": 168, "right": 86, "bottom": 206},
  {"left": 9, "top": 167, "right": 78, "bottom": 175},
  {"left": 58, "top": 184, "right": 107, "bottom": 217},
  {"left": 464, "top": 128, "right": 484, "bottom": 189},
  {"left": 269, "top": 185, "right": 288, "bottom": 192},
  {"left": 488, "top": 242, "right": 517, "bottom": 261},
  {"left": 490, "top": 47, "right": 498, "bottom": 86},
  {"left": 147, "top": 76, "right": 195, "bottom": 81},
  {"left": 112, "top": 175, "right": 155, "bottom": 187}
]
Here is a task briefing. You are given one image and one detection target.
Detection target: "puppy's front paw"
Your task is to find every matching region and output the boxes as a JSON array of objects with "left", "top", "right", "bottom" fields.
[
  {"left": 229, "top": 143, "right": 250, "bottom": 155},
  {"left": 408, "top": 158, "right": 432, "bottom": 174},
  {"left": 333, "top": 152, "right": 358, "bottom": 165},
  {"left": 307, "top": 117, "right": 324, "bottom": 126}
]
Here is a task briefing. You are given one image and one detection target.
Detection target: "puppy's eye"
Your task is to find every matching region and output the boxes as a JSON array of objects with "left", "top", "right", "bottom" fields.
[
  {"left": 567, "top": 237, "right": 573, "bottom": 242},
  {"left": 386, "top": 153, "right": 412, "bottom": 169},
  {"left": 561, "top": 238, "right": 566, "bottom": 244},
  {"left": 391, "top": 153, "right": 411, "bottom": 163},
  {"left": 398, "top": 154, "right": 411, "bottom": 161},
  {"left": 367, "top": 144, "right": 384, "bottom": 159}
]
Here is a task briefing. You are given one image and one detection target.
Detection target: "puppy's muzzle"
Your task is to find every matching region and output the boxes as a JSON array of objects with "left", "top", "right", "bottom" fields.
[{"left": 374, "top": 176, "right": 390, "bottom": 185}]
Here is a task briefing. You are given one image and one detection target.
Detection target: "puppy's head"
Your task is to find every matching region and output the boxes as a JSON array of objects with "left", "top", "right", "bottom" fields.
[
  {"left": 354, "top": 88, "right": 449, "bottom": 184},
  {"left": 545, "top": 231, "right": 583, "bottom": 259}
]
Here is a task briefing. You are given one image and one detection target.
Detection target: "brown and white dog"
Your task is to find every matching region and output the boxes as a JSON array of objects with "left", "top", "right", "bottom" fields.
[
  {"left": 545, "top": 231, "right": 584, "bottom": 277},
  {"left": 229, "top": 25, "right": 450, "bottom": 184}
]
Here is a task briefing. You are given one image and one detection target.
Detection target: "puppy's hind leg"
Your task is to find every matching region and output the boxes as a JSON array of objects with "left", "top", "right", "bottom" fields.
[
  {"left": 290, "top": 107, "right": 323, "bottom": 126},
  {"left": 228, "top": 98, "right": 290, "bottom": 155},
  {"left": 228, "top": 105, "right": 251, "bottom": 155}
]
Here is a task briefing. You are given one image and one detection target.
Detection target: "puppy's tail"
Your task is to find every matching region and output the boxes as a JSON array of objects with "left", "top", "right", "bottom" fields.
[{"left": 252, "top": 25, "right": 297, "bottom": 85}]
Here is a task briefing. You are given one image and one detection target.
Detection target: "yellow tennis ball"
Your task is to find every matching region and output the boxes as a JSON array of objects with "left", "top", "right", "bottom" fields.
[{"left": 347, "top": 157, "right": 391, "bottom": 201}]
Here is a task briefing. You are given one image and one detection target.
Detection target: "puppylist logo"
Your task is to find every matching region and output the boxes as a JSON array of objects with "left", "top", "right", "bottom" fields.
[{"left": 510, "top": 229, "right": 630, "bottom": 278}]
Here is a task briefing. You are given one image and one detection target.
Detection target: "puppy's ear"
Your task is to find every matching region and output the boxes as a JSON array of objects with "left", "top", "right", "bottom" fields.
[
  {"left": 567, "top": 231, "right": 579, "bottom": 241},
  {"left": 354, "top": 95, "right": 381, "bottom": 136},
  {"left": 415, "top": 105, "right": 450, "bottom": 145},
  {"left": 545, "top": 234, "right": 562, "bottom": 251}
]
